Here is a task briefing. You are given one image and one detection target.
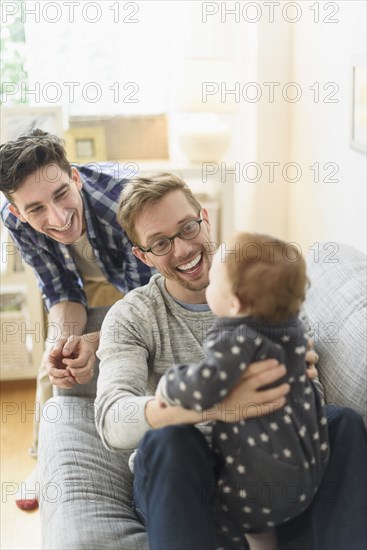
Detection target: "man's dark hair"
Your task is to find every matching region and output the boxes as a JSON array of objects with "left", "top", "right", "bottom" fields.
[{"left": 0, "top": 129, "right": 71, "bottom": 203}]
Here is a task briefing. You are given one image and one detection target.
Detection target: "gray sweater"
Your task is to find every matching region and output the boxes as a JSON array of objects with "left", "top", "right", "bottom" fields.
[
  {"left": 96, "top": 274, "right": 322, "bottom": 451},
  {"left": 96, "top": 274, "right": 215, "bottom": 450}
]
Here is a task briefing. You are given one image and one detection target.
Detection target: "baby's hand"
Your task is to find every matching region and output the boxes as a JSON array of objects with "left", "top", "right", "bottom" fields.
[{"left": 155, "top": 387, "right": 168, "bottom": 408}]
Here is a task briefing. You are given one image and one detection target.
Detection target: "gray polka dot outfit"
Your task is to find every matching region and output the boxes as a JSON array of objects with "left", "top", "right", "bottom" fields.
[{"left": 158, "top": 315, "right": 329, "bottom": 546}]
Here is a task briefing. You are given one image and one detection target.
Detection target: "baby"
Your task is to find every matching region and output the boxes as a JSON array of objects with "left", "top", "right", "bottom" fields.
[{"left": 156, "top": 232, "right": 329, "bottom": 550}]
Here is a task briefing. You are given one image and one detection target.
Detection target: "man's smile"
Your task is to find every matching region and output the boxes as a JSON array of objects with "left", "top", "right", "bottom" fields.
[
  {"left": 176, "top": 253, "right": 203, "bottom": 274},
  {"left": 47, "top": 216, "right": 73, "bottom": 232}
]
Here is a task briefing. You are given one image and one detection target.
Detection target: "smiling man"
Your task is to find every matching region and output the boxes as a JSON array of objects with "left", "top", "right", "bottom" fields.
[
  {"left": 132, "top": 189, "right": 211, "bottom": 298},
  {"left": 0, "top": 129, "right": 154, "bottom": 508},
  {"left": 96, "top": 174, "right": 304, "bottom": 449},
  {"left": 7, "top": 163, "right": 85, "bottom": 243},
  {"left": 95, "top": 173, "right": 367, "bottom": 550},
  {"left": 1, "top": 129, "right": 153, "bottom": 385}
]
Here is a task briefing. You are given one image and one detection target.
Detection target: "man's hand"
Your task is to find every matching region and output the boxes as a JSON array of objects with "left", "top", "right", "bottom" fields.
[
  {"left": 46, "top": 332, "right": 99, "bottom": 388},
  {"left": 306, "top": 337, "right": 319, "bottom": 381},
  {"left": 203, "top": 359, "right": 290, "bottom": 423},
  {"left": 146, "top": 359, "right": 290, "bottom": 428}
]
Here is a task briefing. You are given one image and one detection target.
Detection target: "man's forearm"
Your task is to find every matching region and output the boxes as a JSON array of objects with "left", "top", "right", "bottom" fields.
[
  {"left": 47, "top": 301, "right": 88, "bottom": 341},
  {"left": 147, "top": 360, "right": 291, "bottom": 429}
]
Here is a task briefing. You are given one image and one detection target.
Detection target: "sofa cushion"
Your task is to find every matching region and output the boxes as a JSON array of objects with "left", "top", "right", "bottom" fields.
[
  {"left": 305, "top": 242, "right": 366, "bottom": 422},
  {"left": 39, "top": 397, "right": 148, "bottom": 549}
]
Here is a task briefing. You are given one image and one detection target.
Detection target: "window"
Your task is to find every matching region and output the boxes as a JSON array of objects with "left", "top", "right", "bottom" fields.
[{"left": 2, "top": 1, "right": 192, "bottom": 115}]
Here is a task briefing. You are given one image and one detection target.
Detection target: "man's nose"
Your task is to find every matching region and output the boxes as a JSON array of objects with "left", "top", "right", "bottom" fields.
[
  {"left": 47, "top": 204, "right": 67, "bottom": 227},
  {"left": 172, "top": 236, "right": 193, "bottom": 258}
]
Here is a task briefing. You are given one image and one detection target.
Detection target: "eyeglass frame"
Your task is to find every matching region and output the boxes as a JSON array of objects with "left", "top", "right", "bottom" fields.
[{"left": 134, "top": 213, "right": 203, "bottom": 256}]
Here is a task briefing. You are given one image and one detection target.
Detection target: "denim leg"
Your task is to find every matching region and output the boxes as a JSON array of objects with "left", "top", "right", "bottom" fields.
[
  {"left": 278, "top": 405, "right": 367, "bottom": 550},
  {"left": 133, "top": 425, "right": 218, "bottom": 550},
  {"left": 311, "top": 405, "right": 367, "bottom": 550},
  {"left": 133, "top": 407, "right": 367, "bottom": 550}
]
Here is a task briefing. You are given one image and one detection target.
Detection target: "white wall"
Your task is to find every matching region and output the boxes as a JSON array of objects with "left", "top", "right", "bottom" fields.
[
  {"left": 12, "top": 1, "right": 367, "bottom": 255},
  {"left": 289, "top": 1, "right": 366, "bottom": 253},
  {"left": 232, "top": 17, "right": 292, "bottom": 240},
  {"left": 225, "top": 1, "right": 366, "bottom": 255}
]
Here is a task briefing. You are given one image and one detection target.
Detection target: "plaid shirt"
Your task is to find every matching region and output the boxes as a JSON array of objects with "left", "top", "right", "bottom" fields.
[{"left": 1, "top": 163, "right": 154, "bottom": 311}]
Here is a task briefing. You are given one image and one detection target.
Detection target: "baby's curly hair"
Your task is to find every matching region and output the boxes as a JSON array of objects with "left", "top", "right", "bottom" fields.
[
  {"left": 224, "top": 232, "right": 308, "bottom": 323},
  {"left": 0, "top": 129, "right": 71, "bottom": 202}
]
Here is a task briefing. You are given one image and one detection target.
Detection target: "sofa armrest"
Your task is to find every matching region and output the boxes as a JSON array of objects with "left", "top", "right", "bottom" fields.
[{"left": 305, "top": 242, "right": 366, "bottom": 423}]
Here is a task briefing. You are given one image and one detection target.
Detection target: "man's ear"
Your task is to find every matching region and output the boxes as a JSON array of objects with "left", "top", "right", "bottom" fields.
[
  {"left": 201, "top": 207, "right": 210, "bottom": 227},
  {"left": 8, "top": 204, "right": 26, "bottom": 223},
  {"left": 202, "top": 206, "right": 218, "bottom": 249},
  {"left": 71, "top": 167, "right": 82, "bottom": 190},
  {"left": 132, "top": 246, "right": 154, "bottom": 268}
]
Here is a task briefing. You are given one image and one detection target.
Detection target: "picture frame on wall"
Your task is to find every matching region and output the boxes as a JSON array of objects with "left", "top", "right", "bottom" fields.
[
  {"left": 0, "top": 106, "right": 64, "bottom": 143},
  {"left": 351, "top": 56, "right": 367, "bottom": 155},
  {"left": 64, "top": 126, "right": 107, "bottom": 164}
]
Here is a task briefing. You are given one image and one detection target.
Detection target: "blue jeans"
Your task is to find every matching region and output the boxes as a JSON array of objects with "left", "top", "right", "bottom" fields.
[
  {"left": 133, "top": 405, "right": 367, "bottom": 550},
  {"left": 133, "top": 425, "right": 219, "bottom": 550},
  {"left": 278, "top": 405, "right": 367, "bottom": 550}
]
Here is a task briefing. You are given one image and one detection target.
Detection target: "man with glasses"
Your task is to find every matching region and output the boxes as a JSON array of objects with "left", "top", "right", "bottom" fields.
[
  {"left": 135, "top": 216, "right": 204, "bottom": 256},
  {"left": 95, "top": 172, "right": 367, "bottom": 549}
]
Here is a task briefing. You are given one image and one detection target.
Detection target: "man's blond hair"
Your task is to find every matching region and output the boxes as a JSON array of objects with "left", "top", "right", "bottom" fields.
[{"left": 117, "top": 172, "right": 202, "bottom": 245}]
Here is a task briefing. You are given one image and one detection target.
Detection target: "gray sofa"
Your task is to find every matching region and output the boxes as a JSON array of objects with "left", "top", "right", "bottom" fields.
[{"left": 38, "top": 242, "right": 367, "bottom": 549}]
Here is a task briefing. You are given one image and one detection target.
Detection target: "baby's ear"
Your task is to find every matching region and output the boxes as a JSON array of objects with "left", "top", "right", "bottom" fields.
[{"left": 230, "top": 294, "right": 242, "bottom": 316}]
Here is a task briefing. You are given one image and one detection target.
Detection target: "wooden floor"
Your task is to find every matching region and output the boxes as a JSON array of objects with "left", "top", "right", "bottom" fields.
[{"left": 1, "top": 380, "right": 42, "bottom": 550}]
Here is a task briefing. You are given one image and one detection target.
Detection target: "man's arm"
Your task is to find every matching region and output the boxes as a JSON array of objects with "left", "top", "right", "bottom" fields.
[
  {"left": 147, "top": 360, "right": 290, "bottom": 428},
  {"left": 4, "top": 219, "right": 88, "bottom": 311},
  {"left": 95, "top": 298, "right": 291, "bottom": 450},
  {"left": 156, "top": 323, "right": 285, "bottom": 411},
  {"left": 3, "top": 217, "right": 101, "bottom": 387}
]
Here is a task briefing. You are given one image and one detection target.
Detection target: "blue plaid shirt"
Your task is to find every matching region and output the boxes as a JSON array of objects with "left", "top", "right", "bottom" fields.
[{"left": 1, "top": 163, "right": 154, "bottom": 311}]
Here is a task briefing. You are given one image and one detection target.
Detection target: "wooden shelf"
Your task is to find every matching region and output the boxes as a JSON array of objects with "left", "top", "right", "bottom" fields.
[{"left": 1, "top": 232, "right": 44, "bottom": 381}]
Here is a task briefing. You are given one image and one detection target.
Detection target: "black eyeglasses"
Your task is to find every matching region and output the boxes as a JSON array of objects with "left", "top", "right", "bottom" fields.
[{"left": 136, "top": 215, "right": 203, "bottom": 256}]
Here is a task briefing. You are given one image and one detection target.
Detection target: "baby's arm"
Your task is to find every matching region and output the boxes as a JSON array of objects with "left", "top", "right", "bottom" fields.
[{"left": 156, "top": 323, "right": 270, "bottom": 411}]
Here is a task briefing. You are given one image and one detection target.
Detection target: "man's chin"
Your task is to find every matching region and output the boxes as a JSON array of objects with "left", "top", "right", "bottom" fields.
[
  {"left": 46, "top": 224, "right": 82, "bottom": 244},
  {"left": 46, "top": 232, "right": 72, "bottom": 244},
  {"left": 174, "top": 272, "right": 209, "bottom": 293}
]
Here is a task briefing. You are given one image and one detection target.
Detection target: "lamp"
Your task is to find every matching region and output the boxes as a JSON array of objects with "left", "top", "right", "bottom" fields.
[{"left": 175, "top": 57, "right": 237, "bottom": 163}]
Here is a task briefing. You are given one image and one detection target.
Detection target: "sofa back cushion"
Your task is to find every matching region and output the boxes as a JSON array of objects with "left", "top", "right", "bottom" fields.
[{"left": 305, "top": 242, "right": 366, "bottom": 423}]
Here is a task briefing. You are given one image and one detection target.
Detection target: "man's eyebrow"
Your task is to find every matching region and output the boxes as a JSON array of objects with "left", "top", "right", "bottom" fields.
[
  {"left": 146, "top": 214, "right": 197, "bottom": 241},
  {"left": 24, "top": 183, "right": 70, "bottom": 212}
]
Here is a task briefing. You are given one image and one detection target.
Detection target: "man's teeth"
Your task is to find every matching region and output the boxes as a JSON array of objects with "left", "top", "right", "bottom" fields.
[
  {"left": 177, "top": 254, "right": 201, "bottom": 271},
  {"left": 52, "top": 219, "right": 72, "bottom": 232}
]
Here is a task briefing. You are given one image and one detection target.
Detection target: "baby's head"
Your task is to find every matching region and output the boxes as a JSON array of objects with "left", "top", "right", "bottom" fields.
[{"left": 206, "top": 232, "right": 308, "bottom": 322}]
